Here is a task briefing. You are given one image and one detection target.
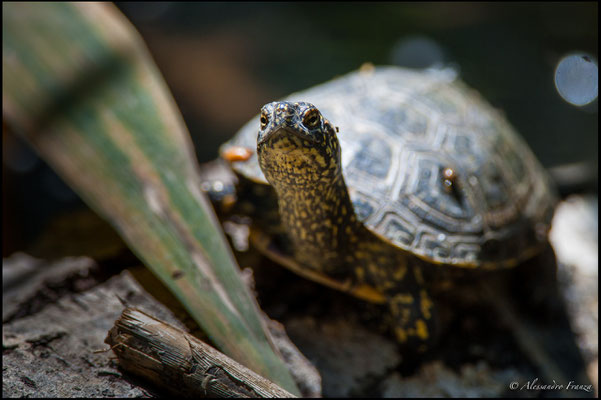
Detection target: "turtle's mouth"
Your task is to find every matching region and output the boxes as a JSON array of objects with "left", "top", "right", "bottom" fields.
[{"left": 257, "top": 127, "right": 317, "bottom": 148}]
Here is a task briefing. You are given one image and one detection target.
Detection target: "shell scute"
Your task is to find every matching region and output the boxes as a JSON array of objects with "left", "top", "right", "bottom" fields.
[{"left": 225, "top": 66, "right": 557, "bottom": 267}]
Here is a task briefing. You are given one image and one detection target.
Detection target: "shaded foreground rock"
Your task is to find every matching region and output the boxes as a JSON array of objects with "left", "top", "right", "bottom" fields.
[
  {"left": 284, "top": 316, "right": 401, "bottom": 397},
  {"left": 550, "top": 194, "right": 598, "bottom": 394},
  {"left": 380, "top": 361, "right": 522, "bottom": 397}
]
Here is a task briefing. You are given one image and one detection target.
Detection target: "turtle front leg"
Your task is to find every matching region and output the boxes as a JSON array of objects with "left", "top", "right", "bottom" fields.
[{"left": 385, "top": 266, "right": 438, "bottom": 352}]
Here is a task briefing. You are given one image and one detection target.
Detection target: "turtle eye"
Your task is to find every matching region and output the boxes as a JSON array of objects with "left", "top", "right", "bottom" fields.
[
  {"left": 260, "top": 112, "right": 269, "bottom": 130},
  {"left": 303, "top": 109, "right": 321, "bottom": 129}
]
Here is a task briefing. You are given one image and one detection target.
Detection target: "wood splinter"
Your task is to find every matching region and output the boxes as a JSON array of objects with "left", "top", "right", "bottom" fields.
[{"left": 105, "top": 307, "right": 296, "bottom": 398}]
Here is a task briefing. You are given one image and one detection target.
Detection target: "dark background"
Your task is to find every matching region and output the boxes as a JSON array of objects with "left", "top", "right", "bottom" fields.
[{"left": 3, "top": 2, "right": 598, "bottom": 256}]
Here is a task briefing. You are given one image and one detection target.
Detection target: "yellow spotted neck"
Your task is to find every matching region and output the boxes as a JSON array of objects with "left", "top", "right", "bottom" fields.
[
  {"left": 256, "top": 111, "right": 407, "bottom": 293},
  {"left": 274, "top": 171, "right": 367, "bottom": 275},
  {"left": 254, "top": 100, "right": 439, "bottom": 347}
]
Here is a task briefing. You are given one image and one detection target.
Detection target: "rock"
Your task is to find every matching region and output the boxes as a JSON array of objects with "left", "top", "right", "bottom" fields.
[
  {"left": 264, "top": 318, "right": 322, "bottom": 398},
  {"left": 549, "top": 194, "right": 598, "bottom": 394},
  {"left": 380, "top": 361, "right": 521, "bottom": 398},
  {"left": 284, "top": 316, "right": 400, "bottom": 397}
]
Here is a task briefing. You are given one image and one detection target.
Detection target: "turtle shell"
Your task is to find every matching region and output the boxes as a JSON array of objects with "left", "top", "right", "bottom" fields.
[{"left": 224, "top": 66, "right": 557, "bottom": 268}]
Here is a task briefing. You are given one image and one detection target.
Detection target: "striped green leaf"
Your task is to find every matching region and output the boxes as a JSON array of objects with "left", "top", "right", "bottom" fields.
[{"left": 2, "top": 2, "right": 299, "bottom": 394}]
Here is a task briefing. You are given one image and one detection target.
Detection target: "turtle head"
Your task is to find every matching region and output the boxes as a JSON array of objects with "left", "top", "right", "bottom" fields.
[{"left": 257, "top": 101, "right": 341, "bottom": 188}]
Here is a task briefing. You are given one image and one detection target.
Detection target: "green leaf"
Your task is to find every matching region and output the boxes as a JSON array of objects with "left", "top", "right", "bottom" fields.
[{"left": 2, "top": 2, "right": 299, "bottom": 394}]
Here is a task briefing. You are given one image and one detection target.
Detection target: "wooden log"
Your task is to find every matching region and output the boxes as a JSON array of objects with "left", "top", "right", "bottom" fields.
[{"left": 106, "top": 307, "right": 295, "bottom": 398}]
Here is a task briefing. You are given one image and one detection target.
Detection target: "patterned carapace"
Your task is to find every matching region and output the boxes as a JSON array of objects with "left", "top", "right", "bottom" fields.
[{"left": 221, "top": 66, "right": 557, "bottom": 348}]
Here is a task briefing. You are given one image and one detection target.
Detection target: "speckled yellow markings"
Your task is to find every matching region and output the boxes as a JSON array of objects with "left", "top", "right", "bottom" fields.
[
  {"left": 395, "top": 328, "right": 409, "bottom": 343},
  {"left": 392, "top": 265, "right": 407, "bottom": 281},
  {"left": 394, "top": 318, "right": 430, "bottom": 343},
  {"left": 413, "top": 266, "right": 425, "bottom": 285},
  {"left": 256, "top": 101, "right": 436, "bottom": 349},
  {"left": 420, "top": 289, "right": 434, "bottom": 320},
  {"left": 415, "top": 319, "right": 429, "bottom": 340},
  {"left": 392, "top": 293, "right": 414, "bottom": 304}
]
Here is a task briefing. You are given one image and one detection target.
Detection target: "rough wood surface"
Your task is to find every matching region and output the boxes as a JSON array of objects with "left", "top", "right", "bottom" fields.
[
  {"left": 2, "top": 252, "right": 320, "bottom": 397},
  {"left": 106, "top": 308, "right": 296, "bottom": 398},
  {"left": 3, "top": 253, "right": 98, "bottom": 323},
  {"left": 2, "top": 256, "right": 183, "bottom": 397}
]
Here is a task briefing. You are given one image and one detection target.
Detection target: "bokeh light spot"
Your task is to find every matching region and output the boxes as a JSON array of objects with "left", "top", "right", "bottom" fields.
[{"left": 554, "top": 53, "right": 598, "bottom": 107}]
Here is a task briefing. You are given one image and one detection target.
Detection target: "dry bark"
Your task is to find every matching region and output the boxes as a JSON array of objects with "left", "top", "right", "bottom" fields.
[{"left": 105, "top": 307, "right": 296, "bottom": 398}]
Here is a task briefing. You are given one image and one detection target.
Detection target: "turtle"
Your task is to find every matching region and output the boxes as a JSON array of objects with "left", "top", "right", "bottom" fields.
[{"left": 216, "top": 65, "right": 557, "bottom": 351}]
